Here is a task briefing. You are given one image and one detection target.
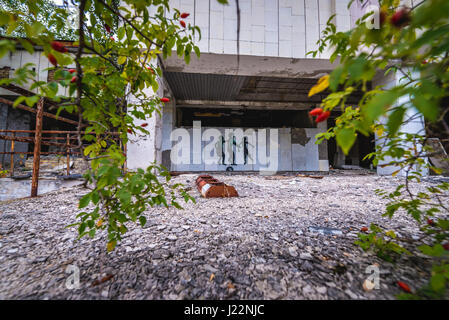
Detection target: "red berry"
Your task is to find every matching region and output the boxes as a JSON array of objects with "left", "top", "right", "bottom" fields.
[
  {"left": 180, "top": 13, "right": 190, "bottom": 19},
  {"left": 443, "top": 243, "right": 449, "bottom": 251},
  {"left": 47, "top": 53, "right": 57, "bottom": 66},
  {"left": 315, "top": 111, "right": 330, "bottom": 123},
  {"left": 70, "top": 76, "right": 77, "bottom": 83},
  {"left": 391, "top": 8, "right": 410, "bottom": 28},
  {"left": 140, "top": 123, "right": 148, "bottom": 127},
  {"left": 127, "top": 129, "right": 133, "bottom": 134},
  {"left": 68, "top": 69, "right": 76, "bottom": 74},
  {"left": 361, "top": 227, "right": 368, "bottom": 232},
  {"left": 397, "top": 281, "right": 411, "bottom": 293},
  {"left": 427, "top": 218, "right": 435, "bottom": 226},
  {"left": 161, "top": 97, "right": 170, "bottom": 103},
  {"left": 180, "top": 20, "right": 186, "bottom": 28},
  {"left": 309, "top": 108, "right": 323, "bottom": 116},
  {"left": 105, "top": 24, "right": 111, "bottom": 33},
  {"left": 51, "top": 41, "right": 68, "bottom": 53},
  {"left": 147, "top": 67, "right": 155, "bottom": 74}
]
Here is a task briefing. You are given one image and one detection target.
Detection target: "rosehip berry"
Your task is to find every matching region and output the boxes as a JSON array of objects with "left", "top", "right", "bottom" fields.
[
  {"left": 315, "top": 110, "right": 330, "bottom": 123},
  {"left": 51, "top": 41, "right": 68, "bottom": 53},
  {"left": 161, "top": 97, "right": 170, "bottom": 103},
  {"left": 397, "top": 281, "right": 411, "bottom": 293},
  {"left": 127, "top": 129, "right": 133, "bottom": 134},
  {"left": 180, "top": 13, "right": 190, "bottom": 19},
  {"left": 105, "top": 24, "right": 111, "bottom": 33},
  {"left": 70, "top": 76, "right": 77, "bottom": 83},
  {"left": 391, "top": 8, "right": 410, "bottom": 28},
  {"left": 68, "top": 69, "right": 76, "bottom": 74},
  {"left": 361, "top": 227, "right": 368, "bottom": 232},
  {"left": 180, "top": 20, "right": 186, "bottom": 28},
  {"left": 140, "top": 123, "right": 148, "bottom": 127},
  {"left": 47, "top": 53, "right": 57, "bottom": 66},
  {"left": 309, "top": 108, "right": 323, "bottom": 116},
  {"left": 427, "top": 218, "right": 435, "bottom": 226}
]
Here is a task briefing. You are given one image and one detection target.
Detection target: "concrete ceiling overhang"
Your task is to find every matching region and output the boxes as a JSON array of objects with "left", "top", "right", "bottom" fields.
[
  {"left": 163, "top": 71, "right": 364, "bottom": 110},
  {"left": 162, "top": 53, "right": 363, "bottom": 110},
  {"left": 161, "top": 52, "right": 340, "bottom": 79}
]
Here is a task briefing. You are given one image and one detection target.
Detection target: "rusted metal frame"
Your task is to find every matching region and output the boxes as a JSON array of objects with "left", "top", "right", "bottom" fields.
[
  {"left": 31, "top": 98, "right": 44, "bottom": 197},
  {"left": 0, "top": 134, "right": 78, "bottom": 148},
  {"left": 0, "top": 84, "right": 60, "bottom": 108},
  {"left": 10, "top": 132, "right": 15, "bottom": 177},
  {"left": 0, "top": 151, "right": 81, "bottom": 155},
  {"left": 0, "top": 134, "right": 118, "bottom": 149},
  {"left": 0, "top": 97, "right": 80, "bottom": 126},
  {"left": 66, "top": 133, "right": 70, "bottom": 175},
  {"left": 0, "top": 129, "right": 121, "bottom": 135}
]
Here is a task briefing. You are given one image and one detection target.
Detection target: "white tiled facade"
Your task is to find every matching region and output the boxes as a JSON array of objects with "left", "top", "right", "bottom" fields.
[{"left": 170, "top": 0, "right": 356, "bottom": 59}]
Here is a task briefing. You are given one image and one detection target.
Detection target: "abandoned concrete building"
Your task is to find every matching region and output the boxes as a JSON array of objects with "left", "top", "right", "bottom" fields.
[{"left": 0, "top": 0, "right": 428, "bottom": 177}]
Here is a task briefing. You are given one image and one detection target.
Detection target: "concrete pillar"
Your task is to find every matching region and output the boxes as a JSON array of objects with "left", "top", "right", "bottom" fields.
[
  {"left": 373, "top": 70, "right": 428, "bottom": 176},
  {"left": 126, "top": 59, "right": 165, "bottom": 171}
]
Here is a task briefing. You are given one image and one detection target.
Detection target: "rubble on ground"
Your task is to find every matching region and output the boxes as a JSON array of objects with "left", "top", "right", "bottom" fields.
[{"left": 0, "top": 170, "right": 446, "bottom": 299}]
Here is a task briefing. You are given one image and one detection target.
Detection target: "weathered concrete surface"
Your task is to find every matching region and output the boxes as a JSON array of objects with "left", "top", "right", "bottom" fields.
[
  {"left": 0, "top": 178, "right": 84, "bottom": 201},
  {"left": 163, "top": 53, "right": 338, "bottom": 78}
]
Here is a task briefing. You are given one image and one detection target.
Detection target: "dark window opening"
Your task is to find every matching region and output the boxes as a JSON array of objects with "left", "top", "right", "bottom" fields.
[{"left": 176, "top": 107, "right": 316, "bottom": 128}]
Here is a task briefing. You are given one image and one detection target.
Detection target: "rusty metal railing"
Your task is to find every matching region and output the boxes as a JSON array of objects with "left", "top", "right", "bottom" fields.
[{"left": 0, "top": 126, "right": 125, "bottom": 196}]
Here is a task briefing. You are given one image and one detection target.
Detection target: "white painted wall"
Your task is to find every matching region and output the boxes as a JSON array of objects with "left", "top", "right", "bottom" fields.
[
  {"left": 373, "top": 70, "right": 428, "bottom": 176},
  {"left": 126, "top": 60, "right": 167, "bottom": 170},
  {"left": 170, "top": 124, "right": 328, "bottom": 172},
  {"left": 0, "top": 49, "right": 75, "bottom": 97},
  {"left": 170, "top": 0, "right": 357, "bottom": 59}
]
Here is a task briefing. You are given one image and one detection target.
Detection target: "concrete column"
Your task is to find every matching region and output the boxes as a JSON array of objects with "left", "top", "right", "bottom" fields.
[
  {"left": 126, "top": 59, "right": 165, "bottom": 171},
  {"left": 373, "top": 70, "right": 428, "bottom": 176}
]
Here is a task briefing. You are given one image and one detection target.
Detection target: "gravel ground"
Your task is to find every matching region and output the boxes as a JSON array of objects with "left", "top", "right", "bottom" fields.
[{"left": 0, "top": 170, "right": 446, "bottom": 300}]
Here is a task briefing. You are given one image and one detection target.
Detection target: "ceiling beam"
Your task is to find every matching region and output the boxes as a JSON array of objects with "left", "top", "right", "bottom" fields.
[{"left": 176, "top": 99, "right": 313, "bottom": 110}]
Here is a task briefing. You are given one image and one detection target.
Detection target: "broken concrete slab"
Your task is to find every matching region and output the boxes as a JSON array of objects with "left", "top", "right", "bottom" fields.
[
  {"left": 0, "top": 177, "right": 84, "bottom": 201},
  {"left": 308, "top": 226, "right": 343, "bottom": 236}
]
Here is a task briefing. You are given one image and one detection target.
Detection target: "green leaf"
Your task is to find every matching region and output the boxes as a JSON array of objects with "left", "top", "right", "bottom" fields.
[
  {"left": 387, "top": 107, "right": 406, "bottom": 136},
  {"left": 118, "top": 189, "right": 131, "bottom": 204},
  {"left": 117, "top": 27, "right": 126, "bottom": 41},
  {"left": 412, "top": 94, "right": 439, "bottom": 122},
  {"left": 329, "top": 66, "right": 343, "bottom": 91},
  {"left": 19, "top": 39, "right": 34, "bottom": 54},
  {"left": 194, "top": 45, "right": 201, "bottom": 59},
  {"left": 79, "top": 193, "right": 92, "bottom": 209},
  {"left": 430, "top": 274, "right": 446, "bottom": 292},
  {"left": 107, "top": 240, "right": 117, "bottom": 252},
  {"left": 139, "top": 216, "right": 147, "bottom": 226},
  {"left": 363, "top": 91, "right": 399, "bottom": 123},
  {"left": 336, "top": 127, "right": 357, "bottom": 155},
  {"left": 13, "top": 96, "right": 26, "bottom": 108},
  {"left": 117, "top": 56, "right": 127, "bottom": 65}
]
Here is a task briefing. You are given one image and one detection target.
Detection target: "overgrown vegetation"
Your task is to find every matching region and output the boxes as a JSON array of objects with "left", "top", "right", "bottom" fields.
[
  {"left": 309, "top": 0, "right": 449, "bottom": 299},
  {"left": 0, "top": 0, "right": 202, "bottom": 250}
]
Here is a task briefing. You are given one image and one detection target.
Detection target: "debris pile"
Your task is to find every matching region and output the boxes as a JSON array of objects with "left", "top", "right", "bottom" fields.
[{"left": 195, "top": 175, "right": 238, "bottom": 198}]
